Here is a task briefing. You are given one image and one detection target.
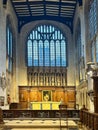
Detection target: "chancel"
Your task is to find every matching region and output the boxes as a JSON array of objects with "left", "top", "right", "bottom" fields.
[{"left": 0, "top": 0, "right": 98, "bottom": 130}]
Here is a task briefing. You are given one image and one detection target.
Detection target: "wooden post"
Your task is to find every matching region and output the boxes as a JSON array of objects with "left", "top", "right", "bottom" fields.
[
  {"left": 0, "top": 108, "right": 4, "bottom": 124},
  {"left": 0, "top": 108, "right": 4, "bottom": 130},
  {"left": 92, "top": 76, "right": 98, "bottom": 113}
]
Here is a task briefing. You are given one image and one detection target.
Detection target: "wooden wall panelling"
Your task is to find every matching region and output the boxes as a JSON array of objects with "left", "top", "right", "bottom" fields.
[
  {"left": 67, "top": 91, "right": 75, "bottom": 101},
  {"left": 67, "top": 90, "right": 75, "bottom": 108},
  {"left": 19, "top": 101, "right": 28, "bottom": 109},
  {"left": 30, "top": 91, "right": 38, "bottom": 102},
  {"left": 38, "top": 91, "right": 42, "bottom": 101},
  {"left": 19, "top": 89, "right": 28, "bottom": 102},
  {"left": 19, "top": 86, "right": 76, "bottom": 109},
  {"left": 64, "top": 91, "right": 68, "bottom": 104},
  {"left": 52, "top": 91, "right": 56, "bottom": 101},
  {"left": 19, "top": 88, "right": 29, "bottom": 109},
  {"left": 55, "top": 91, "right": 64, "bottom": 102}
]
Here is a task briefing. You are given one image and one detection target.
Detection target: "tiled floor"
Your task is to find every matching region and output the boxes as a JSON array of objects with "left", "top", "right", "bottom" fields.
[{"left": 3, "top": 119, "right": 83, "bottom": 130}]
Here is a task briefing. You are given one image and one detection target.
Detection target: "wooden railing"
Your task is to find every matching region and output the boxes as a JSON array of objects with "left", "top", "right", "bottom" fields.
[
  {"left": 80, "top": 110, "right": 98, "bottom": 130},
  {"left": 2, "top": 107, "right": 98, "bottom": 129},
  {"left": 3, "top": 109, "right": 79, "bottom": 119}
]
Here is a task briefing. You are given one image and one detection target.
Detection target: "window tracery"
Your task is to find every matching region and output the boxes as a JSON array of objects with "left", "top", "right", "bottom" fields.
[{"left": 27, "top": 24, "right": 67, "bottom": 67}]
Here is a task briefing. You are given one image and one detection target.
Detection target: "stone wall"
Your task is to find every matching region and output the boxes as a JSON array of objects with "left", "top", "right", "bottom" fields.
[{"left": 0, "top": 0, "right": 18, "bottom": 104}]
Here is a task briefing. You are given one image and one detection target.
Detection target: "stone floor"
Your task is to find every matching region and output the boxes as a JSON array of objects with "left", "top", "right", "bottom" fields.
[{"left": 1, "top": 119, "right": 86, "bottom": 130}]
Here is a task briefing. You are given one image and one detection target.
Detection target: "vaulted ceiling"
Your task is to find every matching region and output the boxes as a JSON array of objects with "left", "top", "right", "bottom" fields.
[{"left": 3, "top": 0, "right": 82, "bottom": 32}]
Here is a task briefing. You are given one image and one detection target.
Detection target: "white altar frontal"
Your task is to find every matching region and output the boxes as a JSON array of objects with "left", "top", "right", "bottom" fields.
[{"left": 30, "top": 102, "right": 60, "bottom": 110}]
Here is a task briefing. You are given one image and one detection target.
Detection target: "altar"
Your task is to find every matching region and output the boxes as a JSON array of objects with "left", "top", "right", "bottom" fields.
[{"left": 30, "top": 102, "right": 60, "bottom": 110}]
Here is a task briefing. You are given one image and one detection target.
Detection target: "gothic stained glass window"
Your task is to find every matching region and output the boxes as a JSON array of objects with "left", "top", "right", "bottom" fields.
[
  {"left": 91, "top": 41, "right": 95, "bottom": 62},
  {"left": 96, "top": 40, "right": 98, "bottom": 62},
  {"left": 27, "top": 25, "right": 67, "bottom": 67},
  {"left": 89, "top": 0, "right": 97, "bottom": 40},
  {"left": 76, "top": 20, "right": 84, "bottom": 82},
  {"left": 6, "top": 26, "right": 13, "bottom": 72},
  {"left": 89, "top": 0, "right": 98, "bottom": 63}
]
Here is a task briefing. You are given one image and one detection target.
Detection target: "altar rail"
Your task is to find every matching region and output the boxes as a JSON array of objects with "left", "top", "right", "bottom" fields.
[
  {"left": 3, "top": 109, "right": 79, "bottom": 120},
  {"left": 80, "top": 110, "right": 98, "bottom": 130}
]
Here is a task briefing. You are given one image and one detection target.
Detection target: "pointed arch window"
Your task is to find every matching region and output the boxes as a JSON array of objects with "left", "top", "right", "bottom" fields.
[
  {"left": 27, "top": 24, "right": 67, "bottom": 67},
  {"left": 89, "top": 0, "right": 97, "bottom": 40},
  {"left": 89, "top": 0, "right": 98, "bottom": 63},
  {"left": 76, "top": 21, "right": 85, "bottom": 82},
  {"left": 6, "top": 26, "right": 13, "bottom": 72}
]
